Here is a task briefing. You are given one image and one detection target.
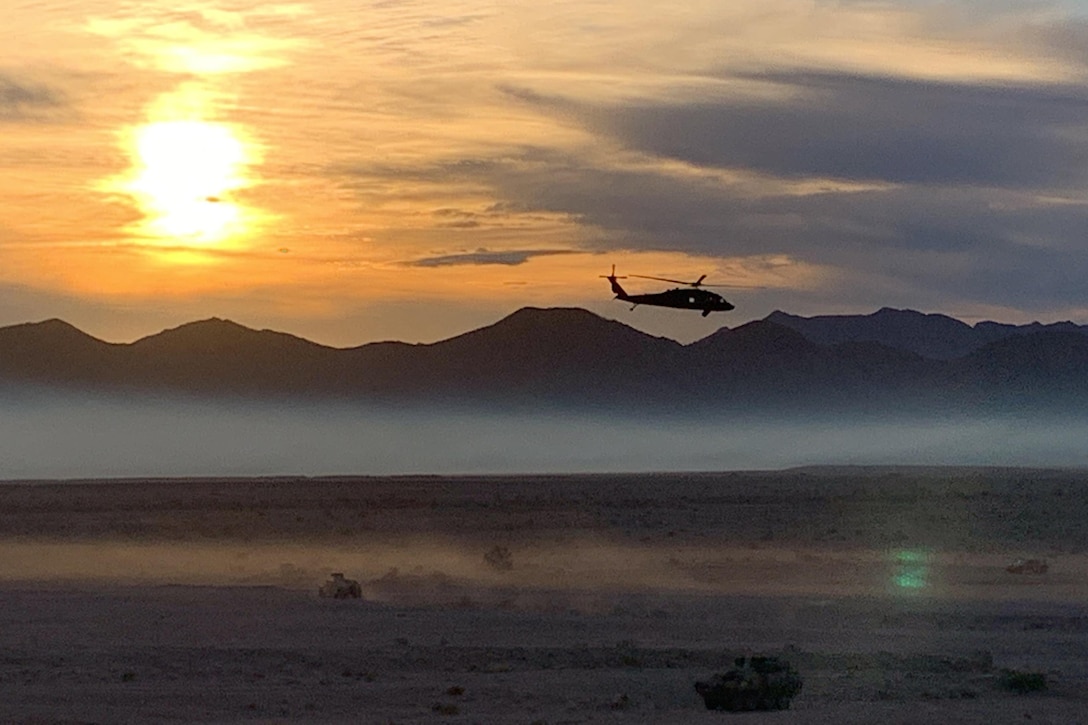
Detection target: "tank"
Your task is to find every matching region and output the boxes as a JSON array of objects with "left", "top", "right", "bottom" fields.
[{"left": 695, "top": 656, "right": 803, "bottom": 711}]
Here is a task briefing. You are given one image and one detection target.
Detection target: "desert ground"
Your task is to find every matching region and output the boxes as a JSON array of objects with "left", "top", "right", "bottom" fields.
[{"left": 1, "top": 468, "right": 1086, "bottom": 723}]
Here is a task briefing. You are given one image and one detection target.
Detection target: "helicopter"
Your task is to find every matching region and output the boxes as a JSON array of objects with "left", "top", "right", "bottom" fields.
[{"left": 600, "top": 265, "right": 735, "bottom": 316}]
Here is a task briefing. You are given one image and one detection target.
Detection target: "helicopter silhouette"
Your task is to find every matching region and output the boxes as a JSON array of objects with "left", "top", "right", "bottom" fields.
[{"left": 601, "top": 265, "right": 735, "bottom": 316}]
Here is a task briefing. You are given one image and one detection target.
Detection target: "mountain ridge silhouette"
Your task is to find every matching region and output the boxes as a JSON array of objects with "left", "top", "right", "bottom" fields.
[{"left": 2, "top": 306, "right": 1086, "bottom": 413}]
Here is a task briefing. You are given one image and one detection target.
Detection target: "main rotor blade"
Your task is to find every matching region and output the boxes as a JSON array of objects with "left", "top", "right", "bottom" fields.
[
  {"left": 629, "top": 273, "right": 766, "bottom": 289},
  {"left": 630, "top": 274, "right": 700, "bottom": 285}
]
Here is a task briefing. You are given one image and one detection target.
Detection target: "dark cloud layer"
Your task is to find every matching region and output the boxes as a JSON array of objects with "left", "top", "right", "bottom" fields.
[
  {"left": 423, "top": 95, "right": 1083, "bottom": 314},
  {"left": 340, "top": 55, "right": 1088, "bottom": 319},
  {"left": 346, "top": 129, "right": 1088, "bottom": 312},
  {"left": 488, "top": 70, "right": 1088, "bottom": 314},
  {"left": 576, "top": 72, "right": 1088, "bottom": 189}
]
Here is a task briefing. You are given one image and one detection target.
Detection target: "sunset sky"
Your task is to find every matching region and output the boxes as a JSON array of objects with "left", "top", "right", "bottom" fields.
[{"left": 6, "top": 0, "right": 1088, "bottom": 346}]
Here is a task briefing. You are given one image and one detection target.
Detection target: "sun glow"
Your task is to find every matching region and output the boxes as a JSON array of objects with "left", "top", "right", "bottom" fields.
[{"left": 124, "top": 119, "right": 254, "bottom": 244}]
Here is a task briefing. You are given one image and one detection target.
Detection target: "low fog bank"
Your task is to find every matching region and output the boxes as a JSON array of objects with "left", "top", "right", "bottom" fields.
[{"left": 2, "top": 393, "right": 1088, "bottom": 479}]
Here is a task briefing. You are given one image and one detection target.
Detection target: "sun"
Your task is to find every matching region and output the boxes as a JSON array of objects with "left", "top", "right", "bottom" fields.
[{"left": 121, "top": 119, "right": 258, "bottom": 245}]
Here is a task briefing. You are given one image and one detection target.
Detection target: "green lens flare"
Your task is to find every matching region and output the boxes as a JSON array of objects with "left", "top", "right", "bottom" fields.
[
  {"left": 894, "top": 569, "right": 926, "bottom": 589},
  {"left": 891, "top": 549, "right": 929, "bottom": 590}
]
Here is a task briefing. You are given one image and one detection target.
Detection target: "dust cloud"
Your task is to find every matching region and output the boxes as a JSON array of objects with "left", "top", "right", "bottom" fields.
[
  {"left": 0, "top": 535, "right": 1036, "bottom": 606},
  {"left": 2, "top": 392, "right": 1088, "bottom": 479}
]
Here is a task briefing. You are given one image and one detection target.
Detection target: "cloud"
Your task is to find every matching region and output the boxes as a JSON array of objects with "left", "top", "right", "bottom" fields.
[
  {"left": 0, "top": 74, "right": 64, "bottom": 121},
  {"left": 342, "top": 122, "right": 1088, "bottom": 307},
  {"left": 407, "top": 248, "right": 575, "bottom": 267},
  {"left": 83, "top": 2, "right": 308, "bottom": 73},
  {"left": 384, "top": 138, "right": 1088, "bottom": 316},
  {"left": 526, "top": 71, "right": 1088, "bottom": 189}
]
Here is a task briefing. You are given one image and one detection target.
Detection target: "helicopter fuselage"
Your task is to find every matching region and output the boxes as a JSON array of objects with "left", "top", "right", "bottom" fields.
[
  {"left": 615, "top": 287, "right": 734, "bottom": 316},
  {"left": 621, "top": 287, "right": 733, "bottom": 312}
]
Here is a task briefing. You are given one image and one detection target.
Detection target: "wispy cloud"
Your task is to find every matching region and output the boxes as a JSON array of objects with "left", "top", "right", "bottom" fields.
[
  {"left": 0, "top": 74, "right": 64, "bottom": 121},
  {"left": 407, "top": 248, "right": 575, "bottom": 267},
  {"left": 83, "top": 1, "right": 307, "bottom": 73}
]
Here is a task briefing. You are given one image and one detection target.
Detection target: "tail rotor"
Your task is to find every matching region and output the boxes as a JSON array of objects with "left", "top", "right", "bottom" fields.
[{"left": 599, "top": 264, "right": 629, "bottom": 297}]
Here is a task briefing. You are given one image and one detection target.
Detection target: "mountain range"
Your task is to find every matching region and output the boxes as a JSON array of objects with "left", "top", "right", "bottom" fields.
[{"left": 3, "top": 307, "right": 1088, "bottom": 414}]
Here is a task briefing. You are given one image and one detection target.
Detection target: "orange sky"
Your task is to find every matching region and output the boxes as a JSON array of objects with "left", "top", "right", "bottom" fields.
[{"left": 5, "top": 1, "right": 1088, "bottom": 345}]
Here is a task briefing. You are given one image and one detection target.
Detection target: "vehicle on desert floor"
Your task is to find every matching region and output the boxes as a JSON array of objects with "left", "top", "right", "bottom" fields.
[
  {"left": 1006, "top": 558, "right": 1048, "bottom": 574},
  {"left": 319, "top": 572, "right": 362, "bottom": 598}
]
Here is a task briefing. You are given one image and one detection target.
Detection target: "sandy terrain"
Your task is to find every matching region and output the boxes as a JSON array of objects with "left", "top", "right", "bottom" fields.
[{"left": 1, "top": 468, "right": 1086, "bottom": 723}]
